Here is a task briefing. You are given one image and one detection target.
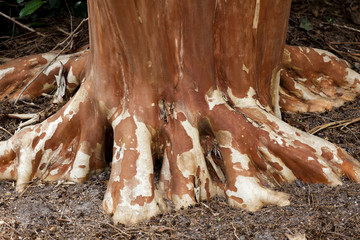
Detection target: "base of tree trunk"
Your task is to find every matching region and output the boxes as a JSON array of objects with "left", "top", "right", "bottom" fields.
[
  {"left": 1, "top": 0, "right": 360, "bottom": 225},
  {"left": 2, "top": 45, "right": 360, "bottom": 114},
  {"left": 1, "top": 71, "right": 360, "bottom": 224}
]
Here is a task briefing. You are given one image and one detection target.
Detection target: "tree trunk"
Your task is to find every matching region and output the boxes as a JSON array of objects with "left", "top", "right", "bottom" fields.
[{"left": 1, "top": 0, "right": 360, "bottom": 225}]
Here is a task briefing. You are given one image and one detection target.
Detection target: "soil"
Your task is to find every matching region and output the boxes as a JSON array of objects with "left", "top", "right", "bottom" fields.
[{"left": 1, "top": 1, "right": 360, "bottom": 239}]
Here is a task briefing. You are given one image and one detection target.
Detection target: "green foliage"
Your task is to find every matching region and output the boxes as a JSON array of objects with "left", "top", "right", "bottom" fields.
[
  {"left": 19, "top": 0, "right": 46, "bottom": 18},
  {"left": 16, "top": 0, "right": 88, "bottom": 19},
  {"left": 0, "top": 0, "right": 87, "bottom": 38}
]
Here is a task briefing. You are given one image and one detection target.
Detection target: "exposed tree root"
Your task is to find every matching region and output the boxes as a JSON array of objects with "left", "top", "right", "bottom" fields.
[
  {"left": 3, "top": 76, "right": 358, "bottom": 225},
  {"left": 1, "top": 46, "right": 360, "bottom": 225},
  {"left": 0, "top": 49, "right": 88, "bottom": 101},
  {"left": 280, "top": 45, "right": 360, "bottom": 113},
  {"left": 1, "top": 0, "right": 360, "bottom": 226},
  {"left": 0, "top": 82, "right": 109, "bottom": 191}
]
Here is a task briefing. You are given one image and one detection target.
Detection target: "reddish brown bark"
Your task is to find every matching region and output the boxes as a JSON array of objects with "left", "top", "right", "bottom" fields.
[
  {"left": 280, "top": 46, "right": 360, "bottom": 113},
  {"left": 0, "top": 50, "right": 88, "bottom": 100},
  {"left": 1, "top": 0, "right": 360, "bottom": 225}
]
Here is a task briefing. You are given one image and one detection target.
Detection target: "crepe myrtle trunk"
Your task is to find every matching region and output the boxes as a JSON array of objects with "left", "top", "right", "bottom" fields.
[{"left": 1, "top": 0, "right": 360, "bottom": 225}]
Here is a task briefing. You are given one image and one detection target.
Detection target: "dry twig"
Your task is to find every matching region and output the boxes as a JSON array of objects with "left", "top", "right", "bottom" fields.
[
  {"left": 0, "top": 127, "right": 12, "bottom": 136},
  {"left": 51, "top": 18, "right": 88, "bottom": 51},
  {"left": 0, "top": 11, "right": 46, "bottom": 37},
  {"left": 231, "top": 222, "right": 240, "bottom": 240},
  {"left": 331, "top": 23, "right": 360, "bottom": 33},
  {"left": 14, "top": 42, "right": 70, "bottom": 104},
  {"left": 15, "top": 18, "right": 88, "bottom": 104},
  {"left": 329, "top": 42, "right": 360, "bottom": 45},
  {"left": 308, "top": 117, "right": 360, "bottom": 134}
]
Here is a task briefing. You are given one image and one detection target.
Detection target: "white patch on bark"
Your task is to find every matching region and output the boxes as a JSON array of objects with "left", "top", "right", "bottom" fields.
[
  {"left": 118, "top": 117, "right": 154, "bottom": 204},
  {"left": 323, "top": 56, "right": 331, "bottom": 63},
  {"left": 49, "top": 168, "right": 59, "bottom": 176},
  {"left": 112, "top": 143, "right": 125, "bottom": 164},
  {"left": 39, "top": 145, "right": 63, "bottom": 176},
  {"left": 132, "top": 116, "right": 154, "bottom": 199},
  {"left": 106, "top": 116, "right": 165, "bottom": 225},
  {"left": 344, "top": 68, "right": 360, "bottom": 91},
  {"left": 15, "top": 116, "right": 63, "bottom": 190},
  {"left": 106, "top": 107, "right": 117, "bottom": 120},
  {"left": 66, "top": 67, "right": 79, "bottom": 91},
  {"left": 158, "top": 148, "right": 171, "bottom": 191},
  {"left": 0, "top": 67, "right": 14, "bottom": 80},
  {"left": 292, "top": 80, "right": 326, "bottom": 100},
  {"left": 322, "top": 167, "right": 334, "bottom": 178},
  {"left": 53, "top": 64, "right": 67, "bottom": 103},
  {"left": 258, "top": 147, "right": 296, "bottom": 182},
  {"left": 226, "top": 175, "right": 290, "bottom": 210},
  {"left": 296, "top": 77, "right": 307, "bottom": 82},
  {"left": 41, "top": 53, "right": 57, "bottom": 62},
  {"left": 205, "top": 88, "right": 226, "bottom": 110},
  {"left": 177, "top": 151, "right": 196, "bottom": 178},
  {"left": 175, "top": 25, "right": 184, "bottom": 83},
  {"left": 103, "top": 191, "right": 114, "bottom": 214},
  {"left": 216, "top": 130, "right": 250, "bottom": 170},
  {"left": 172, "top": 194, "right": 194, "bottom": 209},
  {"left": 270, "top": 68, "right": 282, "bottom": 118},
  {"left": 112, "top": 189, "right": 163, "bottom": 225},
  {"left": 0, "top": 141, "right": 16, "bottom": 179},
  {"left": 255, "top": 108, "right": 345, "bottom": 185},
  {"left": 252, "top": 0, "right": 261, "bottom": 29},
  {"left": 69, "top": 142, "right": 91, "bottom": 181},
  {"left": 111, "top": 109, "right": 131, "bottom": 128},
  {"left": 312, "top": 48, "right": 339, "bottom": 61},
  {"left": 42, "top": 54, "right": 71, "bottom": 76},
  {"left": 177, "top": 115, "right": 219, "bottom": 201},
  {"left": 227, "top": 87, "right": 257, "bottom": 108},
  {"left": 42, "top": 82, "right": 54, "bottom": 91},
  {"left": 63, "top": 87, "right": 88, "bottom": 121},
  {"left": 242, "top": 64, "right": 249, "bottom": 74}
]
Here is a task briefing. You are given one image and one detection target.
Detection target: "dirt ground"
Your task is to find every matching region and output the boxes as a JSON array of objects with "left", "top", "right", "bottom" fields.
[{"left": 1, "top": 0, "right": 360, "bottom": 239}]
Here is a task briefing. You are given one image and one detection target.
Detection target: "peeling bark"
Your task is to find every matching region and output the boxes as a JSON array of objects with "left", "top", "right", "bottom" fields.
[
  {"left": 280, "top": 45, "right": 360, "bottom": 113},
  {"left": 0, "top": 83, "right": 109, "bottom": 190},
  {"left": 0, "top": 49, "right": 88, "bottom": 100},
  {"left": 1, "top": 0, "right": 360, "bottom": 225}
]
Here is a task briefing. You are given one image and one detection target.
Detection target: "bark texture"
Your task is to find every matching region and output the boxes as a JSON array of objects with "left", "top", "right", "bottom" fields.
[
  {"left": 1, "top": 0, "right": 360, "bottom": 225},
  {"left": 0, "top": 50, "right": 88, "bottom": 100},
  {"left": 3, "top": 45, "right": 360, "bottom": 114},
  {"left": 280, "top": 46, "right": 360, "bottom": 113}
]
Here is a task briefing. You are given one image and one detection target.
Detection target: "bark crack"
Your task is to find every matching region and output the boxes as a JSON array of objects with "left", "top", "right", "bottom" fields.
[
  {"left": 158, "top": 99, "right": 174, "bottom": 124},
  {"left": 133, "top": 0, "right": 143, "bottom": 24},
  {"left": 222, "top": 93, "right": 263, "bottom": 128}
]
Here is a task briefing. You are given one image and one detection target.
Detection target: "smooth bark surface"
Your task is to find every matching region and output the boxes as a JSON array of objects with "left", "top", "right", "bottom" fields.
[{"left": 0, "top": 0, "right": 360, "bottom": 225}]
